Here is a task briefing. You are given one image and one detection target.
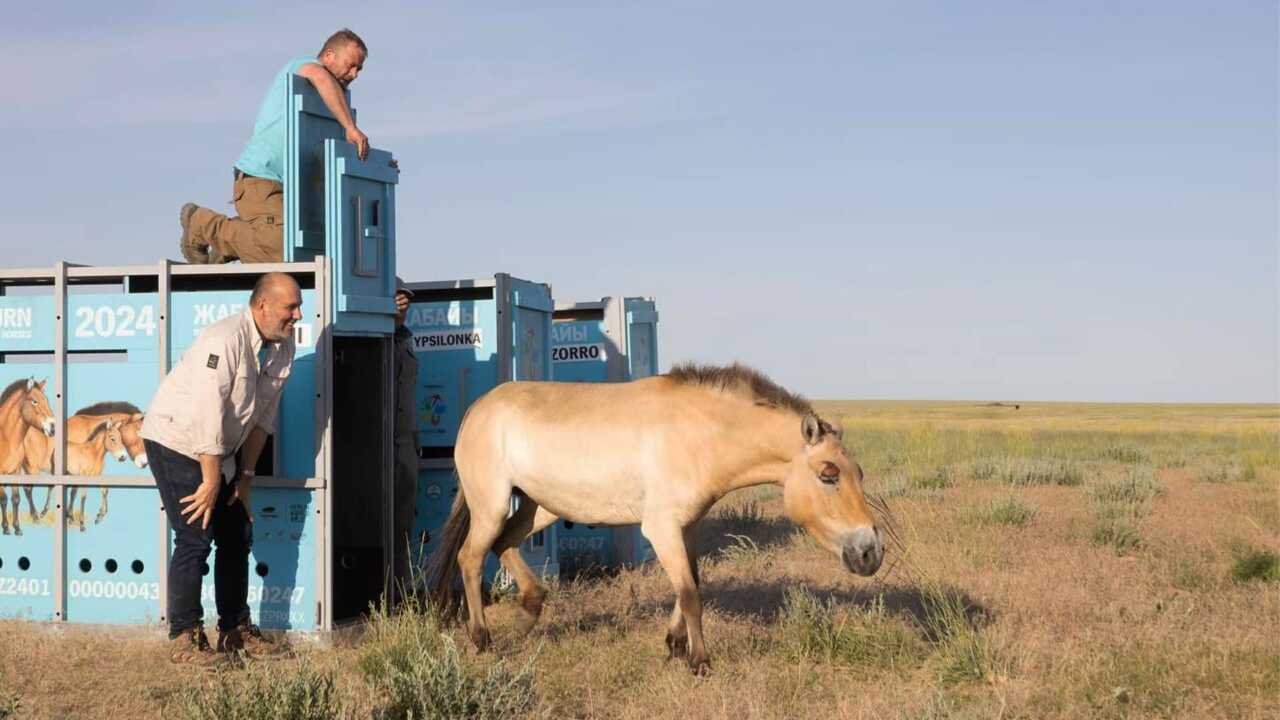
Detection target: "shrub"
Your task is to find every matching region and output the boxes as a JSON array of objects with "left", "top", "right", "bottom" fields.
[
  {"left": 360, "top": 595, "right": 537, "bottom": 720},
  {"left": 1231, "top": 548, "right": 1280, "bottom": 584},
  {"left": 364, "top": 635, "right": 537, "bottom": 720}
]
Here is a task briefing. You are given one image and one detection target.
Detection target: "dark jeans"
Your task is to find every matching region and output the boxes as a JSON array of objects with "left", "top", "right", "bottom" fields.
[{"left": 145, "top": 440, "right": 253, "bottom": 638}]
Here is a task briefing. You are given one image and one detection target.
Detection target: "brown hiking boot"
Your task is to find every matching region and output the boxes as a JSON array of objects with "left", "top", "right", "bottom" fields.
[
  {"left": 217, "top": 621, "right": 288, "bottom": 658},
  {"left": 178, "top": 202, "right": 209, "bottom": 263},
  {"left": 169, "top": 625, "right": 226, "bottom": 668}
]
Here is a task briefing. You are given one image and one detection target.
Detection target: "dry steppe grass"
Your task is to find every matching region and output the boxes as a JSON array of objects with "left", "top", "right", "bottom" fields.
[{"left": 0, "top": 401, "right": 1276, "bottom": 719}]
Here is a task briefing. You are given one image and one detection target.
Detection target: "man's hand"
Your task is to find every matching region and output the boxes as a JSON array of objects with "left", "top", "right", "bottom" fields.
[
  {"left": 394, "top": 293, "right": 411, "bottom": 314},
  {"left": 346, "top": 126, "right": 369, "bottom": 161},
  {"left": 180, "top": 478, "right": 221, "bottom": 529},
  {"left": 227, "top": 476, "right": 254, "bottom": 521}
]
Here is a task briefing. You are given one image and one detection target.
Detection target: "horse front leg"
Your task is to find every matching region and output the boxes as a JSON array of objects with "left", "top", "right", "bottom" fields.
[
  {"left": 94, "top": 487, "right": 109, "bottom": 525},
  {"left": 664, "top": 525, "right": 701, "bottom": 660},
  {"left": 644, "top": 521, "right": 709, "bottom": 675},
  {"left": 0, "top": 486, "right": 9, "bottom": 535}
]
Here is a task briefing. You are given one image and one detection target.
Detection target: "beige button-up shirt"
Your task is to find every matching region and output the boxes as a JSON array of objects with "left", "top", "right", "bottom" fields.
[{"left": 141, "top": 309, "right": 295, "bottom": 463}]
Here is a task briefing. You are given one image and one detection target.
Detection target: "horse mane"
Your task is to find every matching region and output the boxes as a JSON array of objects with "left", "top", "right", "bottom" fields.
[
  {"left": 665, "top": 362, "right": 814, "bottom": 418},
  {"left": 0, "top": 378, "right": 30, "bottom": 406},
  {"left": 76, "top": 401, "right": 142, "bottom": 416}
]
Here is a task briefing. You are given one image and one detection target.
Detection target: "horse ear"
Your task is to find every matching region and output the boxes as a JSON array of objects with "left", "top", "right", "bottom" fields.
[
  {"left": 801, "top": 414, "right": 824, "bottom": 446},
  {"left": 26, "top": 378, "right": 34, "bottom": 391},
  {"left": 132, "top": 413, "right": 145, "bottom": 422}
]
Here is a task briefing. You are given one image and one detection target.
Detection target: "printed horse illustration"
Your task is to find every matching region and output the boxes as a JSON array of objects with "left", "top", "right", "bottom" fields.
[
  {"left": 0, "top": 378, "right": 55, "bottom": 535},
  {"left": 24, "top": 402, "right": 144, "bottom": 528},
  {"left": 428, "top": 363, "right": 884, "bottom": 673}
]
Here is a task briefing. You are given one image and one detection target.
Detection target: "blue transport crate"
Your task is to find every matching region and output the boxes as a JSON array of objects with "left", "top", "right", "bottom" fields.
[
  {"left": 551, "top": 297, "right": 660, "bottom": 574},
  {"left": 402, "top": 275, "right": 559, "bottom": 579}
]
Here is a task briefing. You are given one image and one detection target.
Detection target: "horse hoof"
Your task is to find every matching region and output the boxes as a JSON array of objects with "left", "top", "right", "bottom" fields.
[
  {"left": 469, "top": 627, "right": 491, "bottom": 652},
  {"left": 689, "top": 657, "right": 711, "bottom": 676}
]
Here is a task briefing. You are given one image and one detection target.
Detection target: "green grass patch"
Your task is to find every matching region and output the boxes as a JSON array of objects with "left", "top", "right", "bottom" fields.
[
  {"left": 1231, "top": 547, "right": 1279, "bottom": 584},
  {"left": 176, "top": 662, "right": 347, "bottom": 720},
  {"left": 776, "top": 586, "right": 927, "bottom": 672},
  {"left": 973, "top": 495, "right": 1037, "bottom": 527}
]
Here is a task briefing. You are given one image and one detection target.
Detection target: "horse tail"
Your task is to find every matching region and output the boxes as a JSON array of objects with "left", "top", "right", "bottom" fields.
[{"left": 425, "top": 484, "right": 470, "bottom": 618}]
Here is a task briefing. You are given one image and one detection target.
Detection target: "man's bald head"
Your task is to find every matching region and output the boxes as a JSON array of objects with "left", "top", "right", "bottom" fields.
[{"left": 250, "top": 273, "right": 303, "bottom": 342}]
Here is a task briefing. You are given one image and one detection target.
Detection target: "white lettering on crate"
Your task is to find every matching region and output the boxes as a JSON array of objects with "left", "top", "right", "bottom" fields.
[
  {"left": 0, "top": 577, "right": 52, "bottom": 597},
  {"left": 193, "top": 303, "right": 244, "bottom": 327},
  {"left": 0, "top": 306, "right": 33, "bottom": 340},
  {"left": 67, "top": 579, "right": 160, "bottom": 601},
  {"left": 408, "top": 305, "right": 474, "bottom": 327},
  {"left": 551, "top": 324, "right": 588, "bottom": 343},
  {"left": 72, "top": 305, "right": 157, "bottom": 339}
]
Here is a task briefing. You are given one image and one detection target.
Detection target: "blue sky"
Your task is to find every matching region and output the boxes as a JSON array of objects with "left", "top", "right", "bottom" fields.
[{"left": 7, "top": 1, "right": 1276, "bottom": 402}]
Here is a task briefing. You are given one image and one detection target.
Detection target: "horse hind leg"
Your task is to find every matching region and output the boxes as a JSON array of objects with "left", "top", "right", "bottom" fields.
[
  {"left": 8, "top": 487, "right": 21, "bottom": 536},
  {"left": 457, "top": 490, "right": 514, "bottom": 652},
  {"left": 0, "top": 486, "right": 9, "bottom": 535},
  {"left": 492, "top": 502, "right": 558, "bottom": 637}
]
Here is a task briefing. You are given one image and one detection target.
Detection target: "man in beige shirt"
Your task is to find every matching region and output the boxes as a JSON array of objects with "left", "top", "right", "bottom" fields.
[{"left": 141, "top": 272, "right": 300, "bottom": 665}]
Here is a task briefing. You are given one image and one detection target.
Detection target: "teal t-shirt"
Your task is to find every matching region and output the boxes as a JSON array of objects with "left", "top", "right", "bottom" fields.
[{"left": 234, "top": 57, "right": 317, "bottom": 183}]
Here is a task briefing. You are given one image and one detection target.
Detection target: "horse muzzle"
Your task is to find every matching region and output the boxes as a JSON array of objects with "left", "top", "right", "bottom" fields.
[
  {"left": 134, "top": 454, "right": 149, "bottom": 469},
  {"left": 840, "top": 526, "right": 883, "bottom": 576},
  {"left": 42, "top": 419, "right": 55, "bottom": 437}
]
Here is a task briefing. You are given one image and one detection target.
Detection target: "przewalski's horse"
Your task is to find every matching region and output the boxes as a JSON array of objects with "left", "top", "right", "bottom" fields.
[
  {"left": 0, "top": 378, "right": 55, "bottom": 535},
  {"left": 23, "top": 402, "right": 148, "bottom": 528},
  {"left": 427, "top": 362, "right": 884, "bottom": 673}
]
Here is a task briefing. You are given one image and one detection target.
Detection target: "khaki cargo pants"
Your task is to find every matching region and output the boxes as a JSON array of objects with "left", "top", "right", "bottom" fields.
[{"left": 189, "top": 173, "right": 284, "bottom": 263}]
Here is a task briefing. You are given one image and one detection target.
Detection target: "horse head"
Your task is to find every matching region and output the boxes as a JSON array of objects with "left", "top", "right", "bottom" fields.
[
  {"left": 22, "top": 378, "right": 55, "bottom": 438},
  {"left": 782, "top": 414, "right": 883, "bottom": 577},
  {"left": 121, "top": 414, "right": 148, "bottom": 468},
  {"left": 102, "top": 419, "right": 128, "bottom": 462}
]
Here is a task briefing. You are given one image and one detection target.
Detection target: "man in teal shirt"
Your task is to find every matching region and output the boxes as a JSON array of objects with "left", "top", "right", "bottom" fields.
[{"left": 179, "top": 29, "right": 372, "bottom": 264}]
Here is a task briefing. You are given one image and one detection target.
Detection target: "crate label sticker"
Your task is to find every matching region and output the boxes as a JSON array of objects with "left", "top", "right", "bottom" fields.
[
  {"left": 412, "top": 329, "right": 483, "bottom": 351},
  {"left": 552, "top": 344, "right": 606, "bottom": 363}
]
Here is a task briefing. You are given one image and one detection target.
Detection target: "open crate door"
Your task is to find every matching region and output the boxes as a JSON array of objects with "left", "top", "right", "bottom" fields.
[
  {"left": 325, "top": 139, "right": 398, "bottom": 334},
  {"left": 283, "top": 74, "right": 342, "bottom": 262}
]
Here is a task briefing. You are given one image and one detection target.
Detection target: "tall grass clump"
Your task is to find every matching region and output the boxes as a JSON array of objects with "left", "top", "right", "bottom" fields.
[
  {"left": 776, "top": 586, "right": 926, "bottom": 671},
  {"left": 0, "top": 692, "right": 18, "bottom": 720},
  {"left": 970, "top": 457, "right": 1083, "bottom": 486},
  {"left": 716, "top": 500, "right": 767, "bottom": 532},
  {"left": 1231, "top": 547, "right": 1279, "bottom": 584},
  {"left": 918, "top": 585, "right": 1009, "bottom": 685},
  {"left": 359, "top": 596, "right": 537, "bottom": 720},
  {"left": 1099, "top": 443, "right": 1149, "bottom": 464},
  {"left": 1087, "top": 466, "right": 1163, "bottom": 554},
  {"left": 974, "top": 495, "right": 1037, "bottom": 527},
  {"left": 177, "top": 662, "right": 348, "bottom": 720},
  {"left": 1198, "top": 461, "right": 1258, "bottom": 484}
]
